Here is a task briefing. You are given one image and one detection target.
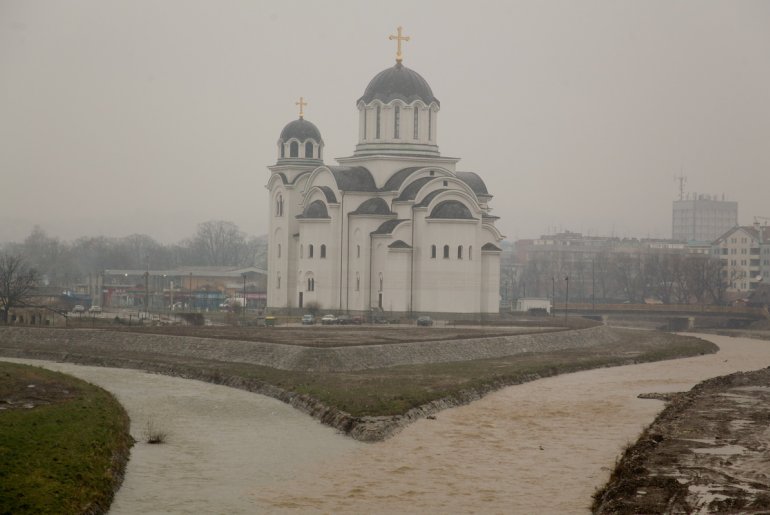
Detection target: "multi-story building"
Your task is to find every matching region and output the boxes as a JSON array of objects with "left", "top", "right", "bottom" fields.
[
  {"left": 672, "top": 193, "right": 738, "bottom": 242},
  {"left": 712, "top": 223, "right": 770, "bottom": 294}
]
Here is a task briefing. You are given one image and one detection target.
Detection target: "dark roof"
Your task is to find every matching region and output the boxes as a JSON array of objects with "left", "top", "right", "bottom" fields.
[
  {"left": 358, "top": 63, "right": 439, "bottom": 106},
  {"left": 382, "top": 167, "right": 422, "bottom": 191},
  {"left": 351, "top": 198, "right": 394, "bottom": 216},
  {"left": 298, "top": 200, "right": 330, "bottom": 219},
  {"left": 317, "top": 186, "right": 338, "bottom": 204},
  {"left": 482, "top": 242, "right": 502, "bottom": 251},
  {"left": 396, "top": 177, "right": 434, "bottom": 201},
  {"left": 372, "top": 219, "right": 408, "bottom": 235},
  {"left": 456, "top": 172, "right": 489, "bottom": 196},
  {"left": 329, "top": 166, "right": 378, "bottom": 192},
  {"left": 388, "top": 240, "right": 412, "bottom": 249},
  {"left": 279, "top": 118, "right": 323, "bottom": 143},
  {"left": 415, "top": 188, "right": 448, "bottom": 207},
  {"left": 429, "top": 200, "right": 475, "bottom": 220}
]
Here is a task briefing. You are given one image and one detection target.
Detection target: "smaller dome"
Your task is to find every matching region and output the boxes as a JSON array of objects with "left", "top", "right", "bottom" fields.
[{"left": 279, "top": 118, "right": 323, "bottom": 143}]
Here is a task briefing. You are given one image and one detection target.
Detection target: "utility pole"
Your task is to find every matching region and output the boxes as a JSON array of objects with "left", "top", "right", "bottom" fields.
[{"left": 551, "top": 276, "right": 556, "bottom": 317}]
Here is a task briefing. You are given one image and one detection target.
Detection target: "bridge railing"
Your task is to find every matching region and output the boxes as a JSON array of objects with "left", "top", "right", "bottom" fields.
[{"left": 553, "top": 302, "right": 767, "bottom": 317}]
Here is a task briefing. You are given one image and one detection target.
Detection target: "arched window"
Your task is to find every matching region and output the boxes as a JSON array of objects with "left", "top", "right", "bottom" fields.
[
  {"left": 318, "top": 146, "right": 322, "bottom": 159},
  {"left": 320, "top": 244, "right": 326, "bottom": 258},
  {"left": 458, "top": 245, "right": 463, "bottom": 259},
  {"left": 290, "top": 141, "right": 299, "bottom": 157},
  {"left": 356, "top": 272, "right": 360, "bottom": 291},
  {"left": 308, "top": 244, "right": 314, "bottom": 258},
  {"left": 431, "top": 245, "right": 437, "bottom": 259},
  {"left": 376, "top": 105, "right": 381, "bottom": 139},
  {"left": 276, "top": 194, "right": 283, "bottom": 216},
  {"left": 428, "top": 109, "right": 432, "bottom": 141},
  {"left": 280, "top": 142, "right": 285, "bottom": 158},
  {"left": 394, "top": 105, "right": 400, "bottom": 138},
  {"left": 363, "top": 109, "right": 367, "bottom": 140},
  {"left": 276, "top": 272, "right": 281, "bottom": 289},
  {"left": 413, "top": 107, "right": 419, "bottom": 139},
  {"left": 357, "top": 244, "right": 361, "bottom": 258},
  {"left": 300, "top": 244, "right": 303, "bottom": 258},
  {"left": 277, "top": 243, "right": 281, "bottom": 258},
  {"left": 305, "top": 142, "right": 313, "bottom": 158},
  {"left": 469, "top": 246, "right": 473, "bottom": 260},
  {"left": 443, "top": 245, "right": 449, "bottom": 259},
  {"left": 379, "top": 273, "right": 383, "bottom": 292}
]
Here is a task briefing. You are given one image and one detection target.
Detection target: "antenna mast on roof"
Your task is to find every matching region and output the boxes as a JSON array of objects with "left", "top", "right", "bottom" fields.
[{"left": 674, "top": 172, "right": 687, "bottom": 201}]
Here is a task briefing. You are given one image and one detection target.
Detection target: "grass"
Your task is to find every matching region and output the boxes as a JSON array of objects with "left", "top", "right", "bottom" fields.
[
  {"left": 218, "top": 332, "right": 717, "bottom": 417},
  {"left": 0, "top": 362, "right": 133, "bottom": 515}
]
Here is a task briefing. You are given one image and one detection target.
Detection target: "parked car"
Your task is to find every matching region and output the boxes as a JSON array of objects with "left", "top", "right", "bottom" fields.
[
  {"left": 72, "top": 305, "right": 85, "bottom": 313},
  {"left": 372, "top": 315, "right": 389, "bottom": 324},
  {"left": 351, "top": 316, "right": 364, "bottom": 325},
  {"left": 301, "top": 314, "right": 315, "bottom": 325},
  {"left": 321, "top": 314, "right": 338, "bottom": 325},
  {"left": 416, "top": 315, "right": 433, "bottom": 326},
  {"left": 88, "top": 305, "right": 102, "bottom": 314},
  {"left": 337, "top": 314, "right": 353, "bottom": 325}
]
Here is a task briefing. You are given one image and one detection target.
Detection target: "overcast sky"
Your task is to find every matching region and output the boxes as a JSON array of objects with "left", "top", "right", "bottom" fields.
[{"left": 1, "top": 0, "right": 768, "bottom": 244}]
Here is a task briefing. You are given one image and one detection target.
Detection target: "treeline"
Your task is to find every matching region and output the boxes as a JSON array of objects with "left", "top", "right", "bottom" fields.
[
  {"left": 0, "top": 221, "right": 267, "bottom": 287},
  {"left": 511, "top": 251, "right": 730, "bottom": 305}
]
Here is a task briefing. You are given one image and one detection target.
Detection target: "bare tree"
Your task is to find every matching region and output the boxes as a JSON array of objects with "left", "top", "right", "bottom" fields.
[
  {"left": 190, "top": 220, "right": 249, "bottom": 266},
  {"left": 0, "top": 254, "right": 39, "bottom": 323}
]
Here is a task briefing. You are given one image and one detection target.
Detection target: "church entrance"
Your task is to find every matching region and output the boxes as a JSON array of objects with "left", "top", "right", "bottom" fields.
[{"left": 298, "top": 292, "right": 303, "bottom": 309}]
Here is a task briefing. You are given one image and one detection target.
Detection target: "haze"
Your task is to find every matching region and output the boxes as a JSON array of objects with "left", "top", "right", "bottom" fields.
[{"left": 1, "top": 0, "right": 768, "bottom": 244}]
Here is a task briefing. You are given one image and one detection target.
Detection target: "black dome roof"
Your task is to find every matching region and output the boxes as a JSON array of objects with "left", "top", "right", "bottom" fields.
[
  {"left": 279, "top": 118, "right": 323, "bottom": 143},
  {"left": 358, "top": 63, "right": 439, "bottom": 106}
]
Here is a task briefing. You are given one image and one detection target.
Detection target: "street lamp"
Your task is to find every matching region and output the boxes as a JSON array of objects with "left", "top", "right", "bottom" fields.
[{"left": 564, "top": 275, "right": 569, "bottom": 320}]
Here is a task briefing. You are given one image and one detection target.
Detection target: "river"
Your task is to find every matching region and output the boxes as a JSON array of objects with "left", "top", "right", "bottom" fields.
[{"left": 4, "top": 333, "right": 769, "bottom": 514}]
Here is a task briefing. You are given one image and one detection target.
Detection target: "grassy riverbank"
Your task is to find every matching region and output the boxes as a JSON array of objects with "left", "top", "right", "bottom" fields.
[
  {"left": 223, "top": 331, "right": 715, "bottom": 417},
  {"left": 0, "top": 362, "right": 133, "bottom": 514}
]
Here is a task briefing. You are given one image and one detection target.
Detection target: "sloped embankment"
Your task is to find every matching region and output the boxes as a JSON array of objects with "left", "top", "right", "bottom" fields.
[{"left": 593, "top": 367, "right": 770, "bottom": 514}]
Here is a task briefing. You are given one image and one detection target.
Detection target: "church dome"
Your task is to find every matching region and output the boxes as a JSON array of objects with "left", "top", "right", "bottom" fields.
[
  {"left": 358, "top": 63, "right": 439, "bottom": 106},
  {"left": 279, "top": 118, "right": 323, "bottom": 143}
]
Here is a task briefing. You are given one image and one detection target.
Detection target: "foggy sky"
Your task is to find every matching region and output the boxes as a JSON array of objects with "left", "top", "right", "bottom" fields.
[{"left": 1, "top": 0, "right": 769, "bottom": 244}]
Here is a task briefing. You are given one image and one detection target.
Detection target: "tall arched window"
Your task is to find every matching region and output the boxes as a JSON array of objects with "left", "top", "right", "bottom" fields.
[
  {"left": 309, "top": 244, "right": 314, "bottom": 258},
  {"left": 458, "top": 245, "right": 463, "bottom": 259},
  {"left": 280, "top": 142, "right": 285, "bottom": 158},
  {"left": 357, "top": 244, "right": 361, "bottom": 258},
  {"left": 356, "top": 272, "right": 360, "bottom": 291},
  {"left": 363, "top": 109, "right": 367, "bottom": 140},
  {"left": 376, "top": 105, "right": 381, "bottom": 139},
  {"left": 276, "top": 194, "right": 283, "bottom": 216},
  {"left": 443, "top": 245, "right": 449, "bottom": 259},
  {"left": 394, "top": 105, "right": 400, "bottom": 138},
  {"left": 276, "top": 272, "right": 281, "bottom": 289},
  {"left": 305, "top": 142, "right": 313, "bottom": 158},
  {"left": 300, "top": 244, "right": 303, "bottom": 258},
  {"left": 320, "top": 244, "right": 326, "bottom": 258},
  {"left": 379, "top": 273, "right": 383, "bottom": 292},
  {"left": 428, "top": 109, "right": 432, "bottom": 141},
  {"left": 290, "top": 141, "right": 299, "bottom": 157},
  {"left": 469, "top": 246, "right": 473, "bottom": 260},
  {"left": 431, "top": 245, "right": 437, "bottom": 259},
  {"left": 277, "top": 243, "right": 281, "bottom": 258},
  {"left": 413, "top": 107, "right": 419, "bottom": 139}
]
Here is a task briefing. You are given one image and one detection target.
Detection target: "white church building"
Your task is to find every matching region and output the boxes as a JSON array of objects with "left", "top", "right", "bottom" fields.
[{"left": 266, "top": 29, "right": 503, "bottom": 316}]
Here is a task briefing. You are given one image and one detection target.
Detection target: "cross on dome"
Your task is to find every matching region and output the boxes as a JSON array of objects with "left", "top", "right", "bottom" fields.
[
  {"left": 295, "top": 96, "right": 307, "bottom": 119},
  {"left": 388, "top": 26, "right": 410, "bottom": 64}
]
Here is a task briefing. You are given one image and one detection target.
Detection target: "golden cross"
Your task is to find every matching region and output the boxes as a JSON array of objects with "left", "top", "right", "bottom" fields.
[
  {"left": 295, "top": 96, "right": 307, "bottom": 119},
  {"left": 388, "top": 26, "right": 410, "bottom": 63}
]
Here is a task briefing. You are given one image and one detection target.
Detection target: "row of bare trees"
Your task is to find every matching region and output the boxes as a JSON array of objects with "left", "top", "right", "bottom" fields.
[
  {"left": 513, "top": 251, "right": 731, "bottom": 305},
  {"left": 0, "top": 221, "right": 268, "bottom": 288}
]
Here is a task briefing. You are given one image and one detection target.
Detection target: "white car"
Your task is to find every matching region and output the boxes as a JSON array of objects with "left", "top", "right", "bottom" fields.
[
  {"left": 321, "top": 314, "right": 338, "bottom": 325},
  {"left": 72, "top": 305, "right": 85, "bottom": 313},
  {"left": 88, "top": 306, "right": 102, "bottom": 314}
]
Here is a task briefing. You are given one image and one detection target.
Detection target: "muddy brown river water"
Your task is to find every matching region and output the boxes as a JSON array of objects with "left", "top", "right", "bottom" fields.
[{"left": 4, "top": 333, "right": 770, "bottom": 514}]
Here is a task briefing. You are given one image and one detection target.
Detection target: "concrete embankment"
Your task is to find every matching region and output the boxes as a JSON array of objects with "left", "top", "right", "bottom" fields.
[{"left": 4, "top": 325, "right": 624, "bottom": 372}]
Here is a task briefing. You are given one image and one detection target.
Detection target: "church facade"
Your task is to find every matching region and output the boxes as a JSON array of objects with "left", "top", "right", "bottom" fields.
[{"left": 266, "top": 31, "right": 503, "bottom": 315}]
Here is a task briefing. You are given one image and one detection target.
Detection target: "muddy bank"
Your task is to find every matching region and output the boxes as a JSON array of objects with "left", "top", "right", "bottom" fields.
[{"left": 593, "top": 367, "right": 770, "bottom": 514}]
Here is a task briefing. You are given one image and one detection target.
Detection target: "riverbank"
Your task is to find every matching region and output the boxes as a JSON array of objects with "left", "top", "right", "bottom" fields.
[
  {"left": 0, "top": 362, "right": 132, "bottom": 514},
  {"left": 593, "top": 352, "right": 770, "bottom": 512},
  {"left": 0, "top": 325, "right": 714, "bottom": 441}
]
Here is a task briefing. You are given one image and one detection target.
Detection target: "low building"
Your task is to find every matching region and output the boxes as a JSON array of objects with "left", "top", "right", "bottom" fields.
[{"left": 712, "top": 223, "right": 770, "bottom": 294}]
